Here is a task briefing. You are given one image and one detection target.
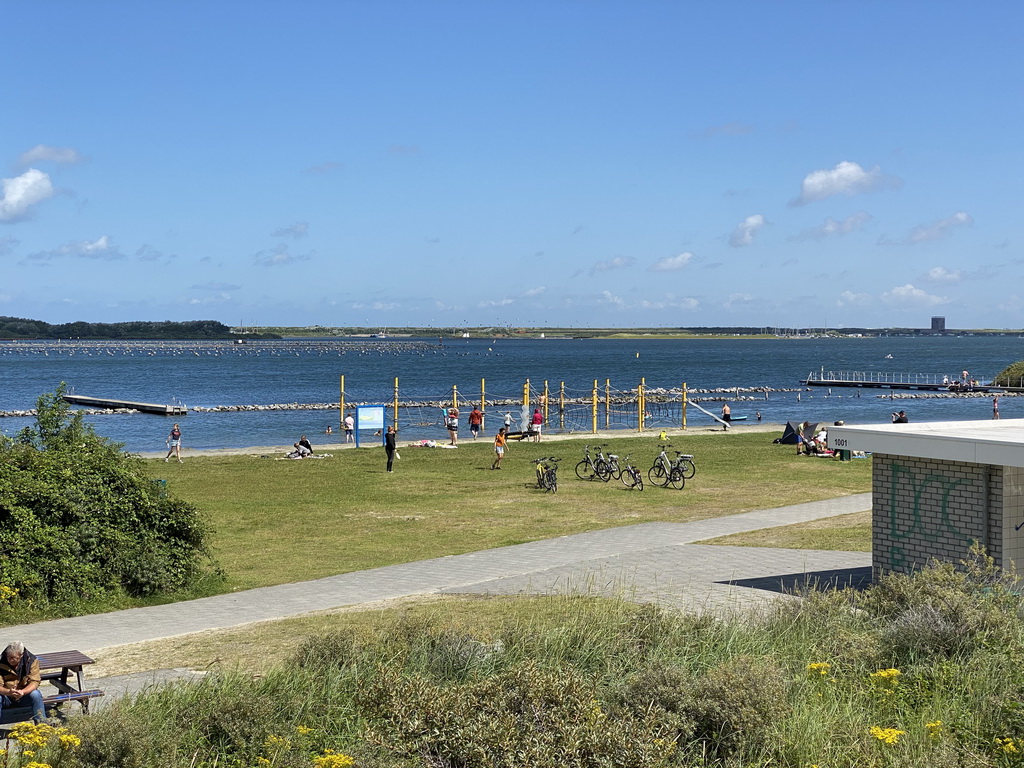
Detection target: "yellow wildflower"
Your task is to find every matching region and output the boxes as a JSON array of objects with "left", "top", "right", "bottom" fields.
[
  {"left": 58, "top": 732, "right": 82, "bottom": 749},
  {"left": 870, "top": 668, "right": 901, "bottom": 682},
  {"left": 925, "top": 720, "right": 943, "bottom": 739},
  {"left": 22, "top": 762, "right": 52, "bottom": 768},
  {"left": 264, "top": 733, "right": 291, "bottom": 750},
  {"left": 869, "top": 725, "right": 905, "bottom": 745},
  {"left": 996, "top": 737, "right": 1019, "bottom": 754},
  {"left": 806, "top": 662, "right": 831, "bottom": 677},
  {"left": 313, "top": 749, "right": 356, "bottom": 768},
  {"left": 295, "top": 724, "right": 314, "bottom": 735}
]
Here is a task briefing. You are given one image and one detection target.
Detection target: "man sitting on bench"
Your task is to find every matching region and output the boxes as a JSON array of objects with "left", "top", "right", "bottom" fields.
[{"left": 0, "top": 641, "right": 46, "bottom": 724}]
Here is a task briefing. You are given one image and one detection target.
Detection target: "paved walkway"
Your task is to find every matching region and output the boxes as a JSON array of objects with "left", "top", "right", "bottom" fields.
[{"left": 5, "top": 493, "right": 871, "bottom": 655}]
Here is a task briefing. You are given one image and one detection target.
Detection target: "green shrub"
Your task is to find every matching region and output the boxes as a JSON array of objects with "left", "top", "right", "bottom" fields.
[
  {"left": 993, "top": 360, "right": 1024, "bottom": 387},
  {"left": 0, "top": 385, "right": 217, "bottom": 612},
  {"left": 357, "top": 661, "right": 678, "bottom": 768}
]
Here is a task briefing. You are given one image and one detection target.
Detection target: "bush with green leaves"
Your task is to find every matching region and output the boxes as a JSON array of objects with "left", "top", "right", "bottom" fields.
[
  {"left": 993, "top": 360, "right": 1024, "bottom": 387},
  {"left": 0, "top": 385, "right": 216, "bottom": 611}
]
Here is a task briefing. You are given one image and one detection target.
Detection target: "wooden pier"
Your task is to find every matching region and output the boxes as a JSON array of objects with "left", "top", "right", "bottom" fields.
[{"left": 62, "top": 395, "right": 187, "bottom": 415}]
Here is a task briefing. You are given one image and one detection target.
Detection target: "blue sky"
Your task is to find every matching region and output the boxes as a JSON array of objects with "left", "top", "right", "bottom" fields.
[{"left": 4, "top": 1, "right": 1022, "bottom": 329}]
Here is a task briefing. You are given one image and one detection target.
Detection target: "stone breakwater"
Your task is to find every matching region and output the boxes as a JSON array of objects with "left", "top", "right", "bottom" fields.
[{"left": 0, "top": 386, "right": 804, "bottom": 418}]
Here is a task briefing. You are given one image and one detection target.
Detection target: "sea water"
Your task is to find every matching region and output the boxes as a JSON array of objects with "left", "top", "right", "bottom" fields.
[{"left": 0, "top": 335, "right": 1018, "bottom": 453}]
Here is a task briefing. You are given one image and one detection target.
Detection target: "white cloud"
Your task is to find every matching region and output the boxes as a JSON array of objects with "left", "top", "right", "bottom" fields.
[
  {"left": 479, "top": 298, "right": 515, "bottom": 307},
  {"left": 729, "top": 215, "right": 766, "bottom": 247},
  {"left": 17, "top": 145, "right": 83, "bottom": 167},
  {"left": 26, "top": 234, "right": 124, "bottom": 262},
  {"left": 589, "top": 255, "right": 636, "bottom": 276},
  {"left": 791, "top": 161, "right": 900, "bottom": 206},
  {"left": 253, "top": 243, "right": 312, "bottom": 266},
  {"left": 600, "top": 290, "right": 625, "bottom": 307},
  {"left": 906, "top": 211, "right": 973, "bottom": 244},
  {"left": 524, "top": 286, "right": 546, "bottom": 296},
  {"left": 649, "top": 252, "right": 694, "bottom": 271},
  {"left": 192, "top": 281, "right": 241, "bottom": 291},
  {"left": 724, "top": 293, "right": 754, "bottom": 308},
  {"left": 637, "top": 297, "right": 699, "bottom": 310},
  {"left": 0, "top": 169, "right": 54, "bottom": 222},
  {"left": 271, "top": 222, "right": 309, "bottom": 239},
  {"left": 837, "top": 290, "right": 872, "bottom": 307},
  {"left": 793, "top": 211, "right": 872, "bottom": 241},
  {"left": 881, "top": 283, "right": 948, "bottom": 308},
  {"left": 189, "top": 293, "right": 233, "bottom": 305},
  {"left": 924, "top": 266, "right": 962, "bottom": 283}
]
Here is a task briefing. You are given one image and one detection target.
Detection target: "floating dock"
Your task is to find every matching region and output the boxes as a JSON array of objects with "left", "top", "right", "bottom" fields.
[
  {"left": 62, "top": 395, "right": 187, "bottom": 415},
  {"left": 800, "top": 370, "right": 1000, "bottom": 393}
]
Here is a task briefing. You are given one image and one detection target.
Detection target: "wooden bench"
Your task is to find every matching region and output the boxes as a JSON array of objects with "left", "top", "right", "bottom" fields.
[{"left": 0, "top": 650, "right": 104, "bottom": 727}]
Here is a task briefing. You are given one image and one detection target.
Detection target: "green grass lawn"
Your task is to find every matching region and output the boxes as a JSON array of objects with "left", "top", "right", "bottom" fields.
[{"left": 148, "top": 432, "right": 871, "bottom": 592}]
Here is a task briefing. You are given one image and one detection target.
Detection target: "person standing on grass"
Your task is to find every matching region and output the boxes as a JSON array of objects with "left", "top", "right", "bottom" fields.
[
  {"left": 491, "top": 427, "right": 508, "bottom": 469},
  {"left": 165, "top": 423, "right": 183, "bottom": 462},
  {"left": 385, "top": 425, "right": 397, "bottom": 472}
]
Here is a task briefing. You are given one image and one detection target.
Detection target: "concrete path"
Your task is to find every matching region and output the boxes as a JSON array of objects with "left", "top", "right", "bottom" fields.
[{"left": 4, "top": 493, "right": 871, "bottom": 655}]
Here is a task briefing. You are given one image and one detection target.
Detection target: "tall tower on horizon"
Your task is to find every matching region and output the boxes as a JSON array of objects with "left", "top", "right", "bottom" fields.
[{"left": 931, "top": 316, "right": 946, "bottom": 332}]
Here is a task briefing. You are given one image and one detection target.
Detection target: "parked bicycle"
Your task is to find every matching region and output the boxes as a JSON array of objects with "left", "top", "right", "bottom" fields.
[
  {"left": 595, "top": 444, "right": 621, "bottom": 481},
  {"left": 575, "top": 444, "right": 610, "bottom": 481},
  {"left": 619, "top": 454, "right": 644, "bottom": 491},
  {"left": 648, "top": 444, "right": 684, "bottom": 489},
  {"left": 674, "top": 451, "right": 697, "bottom": 480},
  {"left": 533, "top": 456, "right": 559, "bottom": 493}
]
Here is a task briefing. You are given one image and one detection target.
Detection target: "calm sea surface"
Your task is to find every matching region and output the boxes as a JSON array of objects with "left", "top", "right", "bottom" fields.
[{"left": 1, "top": 336, "right": 1019, "bottom": 452}]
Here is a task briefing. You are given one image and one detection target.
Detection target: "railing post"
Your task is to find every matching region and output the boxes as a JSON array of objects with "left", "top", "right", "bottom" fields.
[
  {"left": 393, "top": 377, "right": 399, "bottom": 429},
  {"left": 638, "top": 377, "right": 645, "bottom": 432},
  {"left": 559, "top": 381, "right": 565, "bottom": 430},
  {"left": 682, "top": 382, "right": 687, "bottom": 429}
]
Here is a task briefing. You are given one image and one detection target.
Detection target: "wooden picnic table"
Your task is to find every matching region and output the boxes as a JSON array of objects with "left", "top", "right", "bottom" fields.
[{"left": 1, "top": 650, "right": 104, "bottom": 726}]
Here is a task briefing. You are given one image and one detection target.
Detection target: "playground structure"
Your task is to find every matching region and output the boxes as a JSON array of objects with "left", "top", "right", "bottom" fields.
[{"left": 337, "top": 376, "right": 735, "bottom": 436}]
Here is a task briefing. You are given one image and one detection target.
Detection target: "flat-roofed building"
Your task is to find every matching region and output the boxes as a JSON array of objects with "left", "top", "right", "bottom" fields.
[{"left": 830, "top": 419, "right": 1024, "bottom": 578}]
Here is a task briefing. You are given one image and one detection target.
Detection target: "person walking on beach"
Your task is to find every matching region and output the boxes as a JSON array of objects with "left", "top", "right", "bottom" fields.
[
  {"left": 994, "top": 395, "right": 1001, "bottom": 419},
  {"left": 721, "top": 403, "right": 731, "bottom": 429},
  {"left": 503, "top": 412, "right": 513, "bottom": 431},
  {"left": 491, "top": 427, "right": 508, "bottom": 469},
  {"left": 385, "top": 425, "right": 397, "bottom": 472},
  {"left": 445, "top": 407, "right": 459, "bottom": 445},
  {"left": 165, "top": 423, "right": 183, "bottom": 462},
  {"left": 344, "top": 413, "right": 354, "bottom": 443},
  {"left": 468, "top": 406, "right": 484, "bottom": 439}
]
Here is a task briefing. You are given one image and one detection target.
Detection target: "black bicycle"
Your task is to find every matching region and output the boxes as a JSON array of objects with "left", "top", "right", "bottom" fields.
[
  {"left": 534, "top": 457, "right": 559, "bottom": 492},
  {"left": 575, "top": 444, "right": 609, "bottom": 481},
  {"left": 619, "top": 454, "right": 644, "bottom": 491}
]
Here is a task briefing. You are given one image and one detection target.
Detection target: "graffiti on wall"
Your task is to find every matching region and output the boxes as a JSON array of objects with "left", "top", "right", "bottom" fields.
[{"left": 885, "top": 462, "right": 980, "bottom": 572}]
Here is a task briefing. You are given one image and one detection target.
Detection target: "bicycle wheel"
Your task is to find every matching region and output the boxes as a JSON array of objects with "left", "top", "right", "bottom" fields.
[
  {"left": 575, "top": 459, "right": 595, "bottom": 480},
  {"left": 595, "top": 459, "right": 612, "bottom": 482},
  {"left": 648, "top": 464, "right": 668, "bottom": 487},
  {"left": 547, "top": 471, "right": 557, "bottom": 493},
  {"left": 669, "top": 467, "right": 686, "bottom": 490},
  {"left": 635, "top": 472, "right": 643, "bottom": 491},
  {"left": 620, "top": 468, "right": 637, "bottom": 489},
  {"left": 608, "top": 460, "right": 621, "bottom": 480},
  {"left": 680, "top": 460, "right": 696, "bottom": 479}
]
